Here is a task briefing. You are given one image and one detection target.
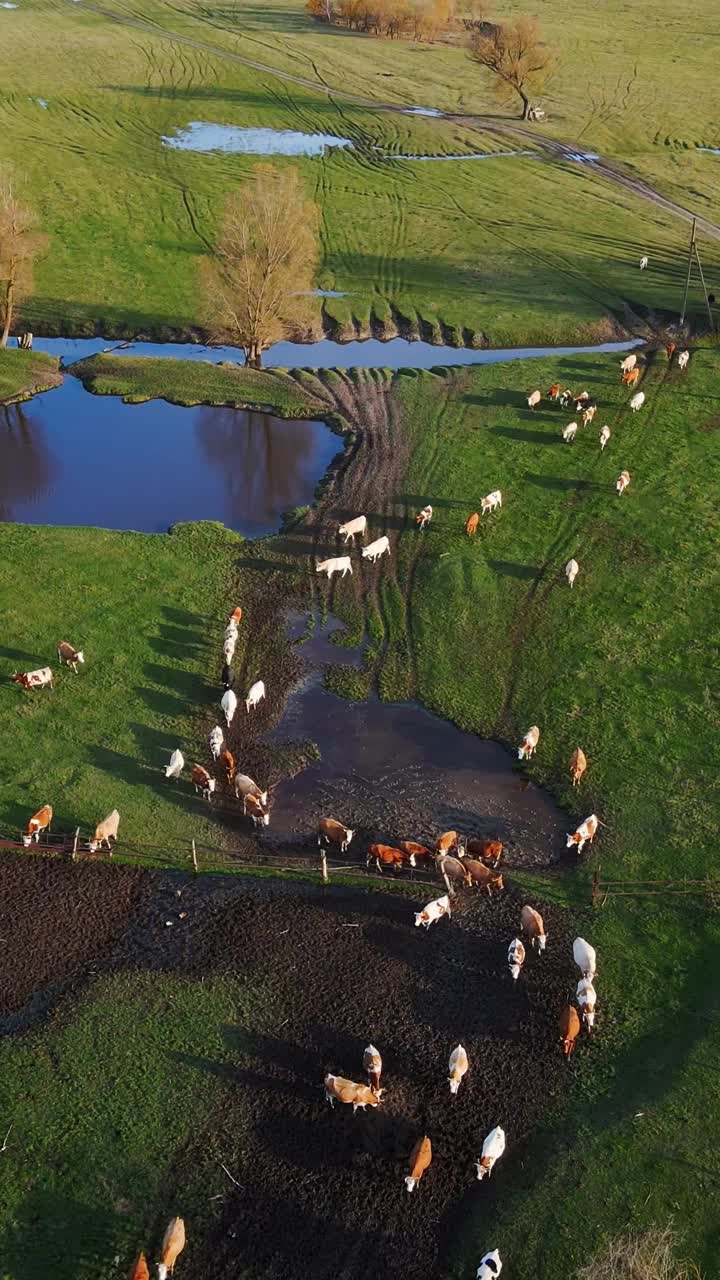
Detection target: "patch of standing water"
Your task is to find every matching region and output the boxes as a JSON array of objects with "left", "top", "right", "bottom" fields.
[
  {"left": 402, "top": 107, "right": 445, "bottom": 118},
  {"left": 390, "top": 150, "right": 533, "bottom": 161},
  {"left": 161, "top": 122, "right": 353, "bottom": 156},
  {"left": 697, "top": 147, "right": 720, "bottom": 155},
  {"left": 29, "top": 335, "right": 643, "bottom": 372},
  {"left": 269, "top": 610, "right": 567, "bottom": 865}
]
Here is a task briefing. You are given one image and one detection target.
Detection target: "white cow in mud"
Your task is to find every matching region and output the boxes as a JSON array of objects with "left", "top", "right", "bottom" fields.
[
  {"left": 317, "top": 556, "right": 353, "bottom": 579},
  {"left": 362, "top": 536, "right": 390, "bottom": 563}
]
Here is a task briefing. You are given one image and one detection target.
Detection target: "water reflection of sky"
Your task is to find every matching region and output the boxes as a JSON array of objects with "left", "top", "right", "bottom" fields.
[{"left": 0, "top": 379, "right": 338, "bottom": 534}]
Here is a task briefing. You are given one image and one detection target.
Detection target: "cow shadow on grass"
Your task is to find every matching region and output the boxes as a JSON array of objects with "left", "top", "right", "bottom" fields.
[
  {"left": 161, "top": 606, "right": 206, "bottom": 627},
  {"left": 0, "top": 1189, "right": 118, "bottom": 1280},
  {"left": 398, "top": 492, "right": 473, "bottom": 512},
  {"left": 135, "top": 685, "right": 198, "bottom": 720},
  {"left": 488, "top": 559, "right": 542, "bottom": 580},
  {"left": 150, "top": 624, "right": 207, "bottom": 661},
  {"left": 490, "top": 426, "right": 559, "bottom": 445},
  {"left": 524, "top": 472, "right": 599, "bottom": 492},
  {"left": 142, "top": 661, "right": 210, "bottom": 703}
]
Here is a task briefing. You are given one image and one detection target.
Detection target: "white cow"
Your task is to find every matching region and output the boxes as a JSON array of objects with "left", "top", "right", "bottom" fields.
[
  {"left": 507, "top": 937, "right": 525, "bottom": 981},
  {"left": 640, "top": 255, "right": 648, "bottom": 270},
  {"left": 616, "top": 470, "right": 631, "bottom": 496},
  {"left": 246, "top": 679, "right": 266, "bottom": 713},
  {"left": 316, "top": 556, "right": 353, "bottom": 579},
  {"left": 223, "top": 633, "right": 236, "bottom": 664},
  {"left": 414, "top": 894, "right": 451, "bottom": 929},
  {"left": 630, "top": 391, "right": 645, "bottom": 412},
  {"left": 573, "top": 937, "right": 597, "bottom": 981},
  {"left": 89, "top": 809, "right": 120, "bottom": 853},
  {"left": 577, "top": 977, "right": 597, "bottom": 1030},
  {"left": 448, "top": 1044, "right": 469, "bottom": 1095},
  {"left": 527, "top": 390, "right": 541, "bottom": 409},
  {"left": 224, "top": 621, "right": 238, "bottom": 640},
  {"left": 476, "top": 1250, "right": 503, "bottom": 1280},
  {"left": 164, "top": 749, "right": 184, "bottom": 781},
  {"left": 677, "top": 350, "right": 690, "bottom": 370},
  {"left": 338, "top": 515, "right": 367, "bottom": 544},
  {"left": 481, "top": 490, "right": 502, "bottom": 515},
  {"left": 565, "top": 558, "right": 579, "bottom": 589},
  {"left": 209, "top": 726, "right": 224, "bottom": 759},
  {"left": 599, "top": 425, "right": 611, "bottom": 451},
  {"left": 221, "top": 688, "right": 237, "bottom": 727},
  {"left": 475, "top": 1125, "right": 506, "bottom": 1180},
  {"left": 562, "top": 422, "right": 578, "bottom": 443},
  {"left": 234, "top": 773, "right": 268, "bottom": 806},
  {"left": 362, "top": 535, "right": 390, "bottom": 563},
  {"left": 620, "top": 353, "right": 637, "bottom": 373}
]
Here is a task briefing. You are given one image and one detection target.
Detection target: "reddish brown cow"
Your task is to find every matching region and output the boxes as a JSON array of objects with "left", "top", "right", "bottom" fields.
[
  {"left": 318, "top": 817, "right": 354, "bottom": 852},
  {"left": 219, "top": 749, "right": 235, "bottom": 784},
  {"left": 547, "top": 382, "right": 561, "bottom": 400},
  {"left": 435, "top": 830, "right": 460, "bottom": 855},
  {"left": 465, "top": 512, "right": 480, "bottom": 537},
  {"left": 398, "top": 840, "right": 433, "bottom": 862},
  {"left": 466, "top": 838, "right": 504, "bottom": 867},
  {"left": 559, "top": 1005, "right": 581, "bottom": 1058},
  {"left": 367, "top": 843, "right": 415, "bottom": 873},
  {"left": 463, "top": 859, "right": 504, "bottom": 895}
]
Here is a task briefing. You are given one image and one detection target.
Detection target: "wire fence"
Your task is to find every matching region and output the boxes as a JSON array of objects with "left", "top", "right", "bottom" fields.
[{"left": 591, "top": 866, "right": 720, "bottom": 907}]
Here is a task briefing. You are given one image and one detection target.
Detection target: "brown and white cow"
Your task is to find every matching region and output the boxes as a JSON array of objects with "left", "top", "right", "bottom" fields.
[
  {"left": 435, "top": 830, "right": 460, "bottom": 855},
  {"left": 521, "top": 904, "right": 547, "bottom": 952},
  {"left": 622, "top": 367, "right": 640, "bottom": 387},
  {"left": 507, "top": 937, "right": 525, "bottom": 981},
  {"left": 318, "top": 818, "right": 354, "bottom": 852},
  {"left": 368, "top": 844, "right": 415, "bottom": 873},
  {"left": 57, "top": 641, "right": 85, "bottom": 672},
  {"left": 414, "top": 894, "right": 451, "bottom": 929},
  {"left": 398, "top": 840, "right": 433, "bottom": 863},
  {"left": 518, "top": 725, "right": 540, "bottom": 760},
  {"left": 616, "top": 470, "right": 631, "bottom": 496},
  {"left": 466, "top": 512, "right": 480, "bottom": 537},
  {"left": 466, "top": 838, "right": 504, "bottom": 867},
  {"left": 244, "top": 792, "right": 269, "bottom": 828},
  {"left": 405, "top": 1135, "right": 432, "bottom": 1192},
  {"left": 463, "top": 859, "right": 504, "bottom": 896},
  {"left": 577, "top": 977, "right": 597, "bottom": 1031},
  {"left": 416, "top": 505, "right": 433, "bottom": 529},
  {"left": 435, "top": 853, "right": 470, "bottom": 895},
  {"left": 22, "top": 803, "right": 53, "bottom": 847},
  {"left": 448, "top": 1044, "right": 469, "bottom": 1095},
  {"left": 11, "top": 667, "right": 53, "bottom": 691},
  {"left": 475, "top": 1125, "right": 506, "bottom": 1180},
  {"left": 192, "top": 765, "right": 215, "bottom": 802},
  {"left": 569, "top": 747, "right": 587, "bottom": 787},
  {"left": 559, "top": 1005, "right": 581, "bottom": 1057},
  {"left": 547, "top": 383, "right": 561, "bottom": 400},
  {"left": 324, "top": 1074, "right": 383, "bottom": 1112},
  {"left": 363, "top": 1044, "right": 383, "bottom": 1095},
  {"left": 566, "top": 814, "right": 598, "bottom": 854}
]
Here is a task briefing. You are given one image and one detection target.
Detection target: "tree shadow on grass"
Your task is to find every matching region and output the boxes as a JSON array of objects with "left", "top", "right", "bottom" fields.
[
  {"left": 0, "top": 644, "right": 47, "bottom": 667},
  {"left": 149, "top": 626, "right": 206, "bottom": 662},
  {"left": 162, "top": 605, "right": 205, "bottom": 627},
  {"left": 0, "top": 1189, "right": 119, "bottom": 1280},
  {"left": 524, "top": 472, "right": 599, "bottom": 492},
  {"left": 143, "top": 661, "right": 210, "bottom": 702},
  {"left": 490, "top": 426, "right": 559, "bottom": 445},
  {"left": 463, "top": 390, "right": 523, "bottom": 409}
]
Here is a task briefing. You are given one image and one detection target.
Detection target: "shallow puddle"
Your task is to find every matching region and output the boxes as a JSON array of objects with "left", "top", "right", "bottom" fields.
[
  {"left": 270, "top": 613, "right": 568, "bottom": 867},
  {"left": 161, "top": 122, "right": 353, "bottom": 156}
]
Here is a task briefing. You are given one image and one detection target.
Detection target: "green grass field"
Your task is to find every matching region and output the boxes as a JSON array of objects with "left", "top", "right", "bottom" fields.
[
  {"left": 0, "top": 348, "right": 61, "bottom": 403},
  {"left": 0, "top": 0, "right": 717, "bottom": 345}
]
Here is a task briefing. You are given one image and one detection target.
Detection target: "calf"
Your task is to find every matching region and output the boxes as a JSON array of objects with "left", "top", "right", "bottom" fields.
[
  {"left": 518, "top": 725, "right": 540, "bottom": 760},
  {"left": 620, "top": 353, "right": 637, "bottom": 373},
  {"left": 569, "top": 747, "right": 587, "bottom": 787},
  {"left": 466, "top": 838, "right": 504, "bottom": 867},
  {"left": 476, "top": 1251, "right": 503, "bottom": 1280},
  {"left": 362, "top": 535, "right": 390, "bottom": 563},
  {"left": 368, "top": 843, "right": 415, "bottom": 873},
  {"left": 415, "top": 505, "right": 433, "bottom": 529},
  {"left": 22, "top": 803, "right": 53, "bottom": 847},
  {"left": 435, "top": 830, "right": 460, "bottom": 855},
  {"left": 324, "top": 1073, "right": 383, "bottom": 1113},
  {"left": 547, "top": 383, "right": 561, "bottom": 400},
  {"left": 507, "top": 937, "right": 525, "bottom": 981},
  {"left": 475, "top": 1125, "right": 506, "bottom": 1180},
  {"left": 164, "top": 749, "right": 184, "bottom": 781},
  {"left": 616, "top": 469, "right": 631, "bottom": 496},
  {"left": 448, "top": 1043, "right": 469, "bottom": 1095},
  {"left": 599, "top": 424, "right": 610, "bottom": 451},
  {"left": 405, "top": 1135, "right": 432, "bottom": 1192},
  {"left": 318, "top": 817, "right": 354, "bottom": 852},
  {"left": 481, "top": 490, "right": 502, "bottom": 516},
  {"left": 414, "top": 894, "right": 451, "bottom": 929},
  {"left": 573, "top": 936, "right": 597, "bottom": 981},
  {"left": 246, "top": 679, "right": 265, "bottom": 713},
  {"left": 521, "top": 903, "right": 547, "bottom": 952},
  {"left": 89, "top": 809, "right": 120, "bottom": 853},
  {"left": 221, "top": 689, "right": 237, "bottom": 727},
  {"left": 398, "top": 839, "right": 433, "bottom": 863},
  {"left": 465, "top": 512, "right": 480, "bottom": 537},
  {"left": 57, "top": 641, "right": 84, "bottom": 672},
  {"left": 577, "top": 977, "right": 597, "bottom": 1030},
  {"left": 234, "top": 773, "right": 268, "bottom": 806},
  {"left": 582, "top": 404, "right": 597, "bottom": 427},
  {"left": 220, "top": 748, "right": 235, "bottom": 784},
  {"left": 527, "top": 390, "right": 541, "bottom": 409},
  {"left": 436, "top": 852, "right": 471, "bottom": 895},
  {"left": 566, "top": 813, "right": 598, "bottom": 854},
  {"left": 565, "top": 557, "right": 579, "bottom": 588},
  {"left": 11, "top": 667, "right": 53, "bottom": 691},
  {"left": 559, "top": 1004, "right": 581, "bottom": 1057},
  {"left": 191, "top": 764, "right": 215, "bottom": 802},
  {"left": 244, "top": 792, "right": 269, "bottom": 828},
  {"left": 363, "top": 1044, "right": 382, "bottom": 1096},
  {"left": 209, "top": 726, "right": 224, "bottom": 760},
  {"left": 677, "top": 349, "right": 690, "bottom": 370},
  {"left": 562, "top": 422, "right": 578, "bottom": 444},
  {"left": 640, "top": 254, "right": 648, "bottom": 270},
  {"left": 338, "top": 514, "right": 367, "bottom": 544},
  {"left": 622, "top": 367, "right": 640, "bottom": 387},
  {"left": 463, "top": 859, "right": 504, "bottom": 895},
  {"left": 316, "top": 556, "right": 353, "bottom": 579},
  {"left": 630, "top": 391, "right": 645, "bottom": 412}
]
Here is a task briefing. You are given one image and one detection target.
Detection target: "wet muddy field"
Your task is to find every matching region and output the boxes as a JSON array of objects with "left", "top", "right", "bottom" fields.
[{"left": 0, "top": 855, "right": 584, "bottom": 1280}]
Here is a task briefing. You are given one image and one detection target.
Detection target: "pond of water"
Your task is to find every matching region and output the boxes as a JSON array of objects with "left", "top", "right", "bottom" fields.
[
  {"left": 29, "top": 334, "right": 641, "bottom": 372},
  {"left": 269, "top": 612, "right": 567, "bottom": 866},
  {"left": 161, "top": 123, "right": 353, "bottom": 156},
  {"left": 0, "top": 378, "right": 339, "bottom": 534}
]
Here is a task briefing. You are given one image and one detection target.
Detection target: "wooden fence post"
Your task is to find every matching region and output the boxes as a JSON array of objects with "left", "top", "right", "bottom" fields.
[
  {"left": 191, "top": 840, "right": 199, "bottom": 874},
  {"left": 320, "top": 850, "right": 329, "bottom": 884},
  {"left": 71, "top": 827, "right": 79, "bottom": 862},
  {"left": 591, "top": 865, "right": 601, "bottom": 908}
]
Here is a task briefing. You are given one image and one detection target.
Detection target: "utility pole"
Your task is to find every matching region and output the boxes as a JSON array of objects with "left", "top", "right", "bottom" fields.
[
  {"left": 693, "top": 239, "right": 715, "bottom": 331},
  {"left": 679, "top": 217, "right": 696, "bottom": 328}
]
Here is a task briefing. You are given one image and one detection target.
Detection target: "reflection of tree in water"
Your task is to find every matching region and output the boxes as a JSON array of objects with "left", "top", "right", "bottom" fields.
[
  {"left": 0, "top": 403, "right": 54, "bottom": 522},
  {"left": 195, "top": 407, "right": 320, "bottom": 529}
]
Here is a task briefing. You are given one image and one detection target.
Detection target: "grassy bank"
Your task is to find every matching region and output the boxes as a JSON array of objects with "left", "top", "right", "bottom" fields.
[
  {"left": 1, "top": 1, "right": 717, "bottom": 345},
  {"left": 0, "top": 521, "right": 244, "bottom": 852},
  {"left": 318, "top": 346, "right": 720, "bottom": 1274},
  {"left": 0, "top": 349, "right": 61, "bottom": 404}
]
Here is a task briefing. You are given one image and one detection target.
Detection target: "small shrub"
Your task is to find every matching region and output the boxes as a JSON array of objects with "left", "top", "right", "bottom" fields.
[{"left": 577, "top": 1226, "right": 702, "bottom": 1280}]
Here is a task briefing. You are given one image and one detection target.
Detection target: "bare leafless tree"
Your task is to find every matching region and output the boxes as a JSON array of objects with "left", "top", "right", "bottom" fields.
[
  {"left": 0, "top": 180, "right": 45, "bottom": 348},
  {"left": 202, "top": 165, "right": 320, "bottom": 368},
  {"left": 468, "top": 16, "right": 556, "bottom": 119}
]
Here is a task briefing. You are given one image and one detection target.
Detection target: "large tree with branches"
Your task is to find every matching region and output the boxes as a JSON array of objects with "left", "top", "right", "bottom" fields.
[
  {"left": 468, "top": 16, "right": 556, "bottom": 119},
  {"left": 0, "top": 180, "right": 45, "bottom": 348},
  {"left": 202, "top": 165, "right": 319, "bottom": 368}
]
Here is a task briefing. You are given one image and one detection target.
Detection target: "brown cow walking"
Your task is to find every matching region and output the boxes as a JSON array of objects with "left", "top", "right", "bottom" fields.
[{"left": 465, "top": 512, "right": 480, "bottom": 536}]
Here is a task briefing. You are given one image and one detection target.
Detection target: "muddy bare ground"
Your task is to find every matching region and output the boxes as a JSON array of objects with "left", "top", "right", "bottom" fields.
[{"left": 0, "top": 855, "right": 585, "bottom": 1278}]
